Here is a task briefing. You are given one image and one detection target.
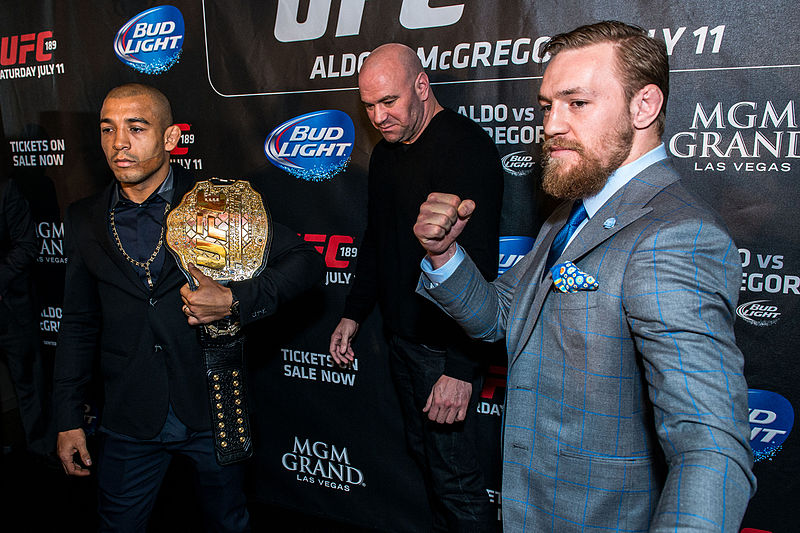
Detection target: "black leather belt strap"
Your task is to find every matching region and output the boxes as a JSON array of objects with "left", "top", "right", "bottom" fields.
[{"left": 200, "top": 329, "right": 252, "bottom": 465}]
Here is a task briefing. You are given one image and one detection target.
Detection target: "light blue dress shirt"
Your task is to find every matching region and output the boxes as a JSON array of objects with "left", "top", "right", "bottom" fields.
[{"left": 421, "top": 143, "right": 669, "bottom": 285}]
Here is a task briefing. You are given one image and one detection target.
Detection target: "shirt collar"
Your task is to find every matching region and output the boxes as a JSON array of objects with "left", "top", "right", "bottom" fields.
[
  {"left": 110, "top": 166, "right": 174, "bottom": 208},
  {"left": 582, "top": 143, "right": 668, "bottom": 218}
]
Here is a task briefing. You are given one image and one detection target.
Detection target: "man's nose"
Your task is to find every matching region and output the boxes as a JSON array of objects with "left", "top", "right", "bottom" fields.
[
  {"left": 543, "top": 105, "right": 569, "bottom": 137},
  {"left": 112, "top": 130, "right": 130, "bottom": 151},
  {"left": 372, "top": 104, "right": 388, "bottom": 125}
]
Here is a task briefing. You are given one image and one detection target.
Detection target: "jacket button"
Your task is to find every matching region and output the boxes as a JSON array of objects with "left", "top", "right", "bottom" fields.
[
  {"left": 154, "top": 344, "right": 163, "bottom": 352},
  {"left": 149, "top": 298, "right": 158, "bottom": 307}
]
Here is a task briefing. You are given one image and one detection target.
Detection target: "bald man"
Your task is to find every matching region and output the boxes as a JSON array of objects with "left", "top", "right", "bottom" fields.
[
  {"left": 53, "top": 83, "right": 323, "bottom": 532},
  {"left": 329, "top": 44, "right": 503, "bottom": 531}
]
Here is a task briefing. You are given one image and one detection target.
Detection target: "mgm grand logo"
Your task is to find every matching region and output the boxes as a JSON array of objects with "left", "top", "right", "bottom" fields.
[{"left": 282, "top": 437, "right": 365, "bottom": 491}]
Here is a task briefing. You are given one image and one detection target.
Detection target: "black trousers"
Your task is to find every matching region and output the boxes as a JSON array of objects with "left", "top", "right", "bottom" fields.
[
  {"left": 97, "top": 407, "right": 250, "bottom": 533},
  {"left": 389, "top": 335, "right": 495, "bottom": 533}
]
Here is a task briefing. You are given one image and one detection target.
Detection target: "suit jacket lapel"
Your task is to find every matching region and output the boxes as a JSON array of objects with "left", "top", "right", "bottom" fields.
[
  {"left": 565, "top": 159, "right": 680, "bottom": 265},
  {"left": 504, "top": 202, "right": 569, "bottom": 359},
  {"left": 508, "top": 159, "right": 681, "bottom": 363},
  {"left": 90, "top": 184, "right": 151, "bottom": 297}
]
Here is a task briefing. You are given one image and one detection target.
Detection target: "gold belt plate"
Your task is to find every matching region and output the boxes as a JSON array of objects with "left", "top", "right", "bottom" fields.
[{"left": 166, "top": 179, "right": 270, "bottom": 282}]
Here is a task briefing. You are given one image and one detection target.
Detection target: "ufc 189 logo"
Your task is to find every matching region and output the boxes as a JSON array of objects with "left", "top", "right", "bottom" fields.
[
  {"left": 1, "top": 31, "right": 55, "bottom": 65},
  {"left": 302, "top": 234, "right": 356, "bottom": 269}
]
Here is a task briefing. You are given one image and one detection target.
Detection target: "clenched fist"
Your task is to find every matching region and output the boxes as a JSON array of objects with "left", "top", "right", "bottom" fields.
[{"left": 413, "top": 192, "right": 475, "bottom": 269}]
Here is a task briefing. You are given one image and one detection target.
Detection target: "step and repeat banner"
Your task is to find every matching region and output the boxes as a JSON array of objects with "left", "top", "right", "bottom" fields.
[{"left": 1, "top": 1, "right": 797, "bottom": 531}]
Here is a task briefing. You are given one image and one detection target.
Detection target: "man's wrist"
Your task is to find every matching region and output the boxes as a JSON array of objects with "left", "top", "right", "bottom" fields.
[
  {"left": 228, "top": 288, "right": 240, "bottom": 319},
  {"left": 420, "top": 244, "right": 465, "bottom": 287},
  {"left": 428, "top": 242, "right": 458, "bottom": 269}
]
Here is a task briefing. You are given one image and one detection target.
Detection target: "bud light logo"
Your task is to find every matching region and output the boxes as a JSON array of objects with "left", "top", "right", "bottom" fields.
[
  {"left": 114, "top": 6, "right": 185, "bottom": 74},
  {"left": 264, "top": 110, "right": 355, "bottom": 182},
  {"left": 748, "top": 389, "right": 794, "bottom": 462},
  {"left": 501, "top": 151, "right": 536, "bottom": 177},
  {"left": 736, "top": 300, "right": 781, "bottom": 327},
  {"left": 498, "top": 236, "right": 534, "bottom": 275}
]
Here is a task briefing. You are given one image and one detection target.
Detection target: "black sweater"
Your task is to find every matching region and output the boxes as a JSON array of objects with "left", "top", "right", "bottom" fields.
[{"left": 343, "top": 108, "right": 503, "bottom": 380}]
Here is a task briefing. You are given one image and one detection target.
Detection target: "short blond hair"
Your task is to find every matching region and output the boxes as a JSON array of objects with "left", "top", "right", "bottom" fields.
[{"left": 543, "top": 21, "right": 669, "bottom": 135}]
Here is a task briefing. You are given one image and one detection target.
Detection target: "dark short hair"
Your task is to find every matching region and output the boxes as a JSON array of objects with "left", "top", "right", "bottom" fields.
[
  {"left": 103, "top": 83, "right": 174, "bottom": 128},
  {"left": 543, "top": 21, "right": 669, "bottom": 135}
]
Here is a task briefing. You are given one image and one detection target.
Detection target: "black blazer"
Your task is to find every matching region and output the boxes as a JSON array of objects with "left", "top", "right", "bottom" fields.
[{"left": 53, "top": 166, "right": 323, "bottom": 439}]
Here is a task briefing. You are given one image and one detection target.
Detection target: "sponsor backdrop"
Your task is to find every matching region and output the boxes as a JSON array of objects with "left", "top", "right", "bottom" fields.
[{"left": 1, "top": 1, "right": 797, "bottom": 531}]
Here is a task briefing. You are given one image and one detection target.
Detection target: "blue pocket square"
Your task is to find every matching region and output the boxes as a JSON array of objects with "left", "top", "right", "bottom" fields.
[{"left": 551, "top": 261, "right": 599, "bottom": 293}]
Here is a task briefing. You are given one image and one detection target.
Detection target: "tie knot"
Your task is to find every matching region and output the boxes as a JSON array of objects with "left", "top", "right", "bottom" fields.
[
  {"left": 567, "top": 200, "right": 588, "bottom": 229},
  {"left": 544, "top": 200, "right": 588, "bottom": 272}
]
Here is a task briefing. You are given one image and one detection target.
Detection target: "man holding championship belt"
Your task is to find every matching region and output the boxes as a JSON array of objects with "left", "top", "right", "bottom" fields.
[{"left": 53, "top": 83, "right": 323, "bottom": 532}]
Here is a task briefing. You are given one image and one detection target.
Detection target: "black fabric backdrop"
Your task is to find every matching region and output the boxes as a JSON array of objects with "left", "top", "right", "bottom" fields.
[{"left": 1, "top": 1, "right": 797, "bottom": 531}]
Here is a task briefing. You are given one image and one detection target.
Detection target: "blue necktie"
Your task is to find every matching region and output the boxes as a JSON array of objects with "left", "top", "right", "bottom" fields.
[{"left": 545, "top": 200, "right": 588, "bottom": 271}]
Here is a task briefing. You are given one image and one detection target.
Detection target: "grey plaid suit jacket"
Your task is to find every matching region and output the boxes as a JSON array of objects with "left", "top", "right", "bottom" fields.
[{"left": 420, "top": 159, "right": 756, "bottom": 532}]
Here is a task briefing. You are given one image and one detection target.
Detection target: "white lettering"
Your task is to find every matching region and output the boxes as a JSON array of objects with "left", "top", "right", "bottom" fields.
[
  {"left": 399, "top": 0, "right": 464, "bottom": 30},
  {"left": 276, "top": 0, "right": 464, "bottom": 43}
]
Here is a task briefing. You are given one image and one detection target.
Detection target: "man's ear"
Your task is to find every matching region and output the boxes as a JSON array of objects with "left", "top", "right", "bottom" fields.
[
  {"left": 630, "top": 83, "right": 664, "bottom": 130},
  {"left": 163, "top": 124, "right": 181, "bottom": 151},
  {"left": 415, "top": 71, "right": 431, "bottom": 101}
]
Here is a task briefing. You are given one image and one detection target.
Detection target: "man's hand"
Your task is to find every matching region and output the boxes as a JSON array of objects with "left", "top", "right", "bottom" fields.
[
  {"left": 330, "top": 318, "right": 359, "bottom": 366},
  {"left": 423, "top": 374, "right": 473, "bottom": 424},
  {"left": 180, "top": 263, "right": 234, "bottom": 325},
  {"left": 414, "top": 193, "right": 475, "bottom": 269},
  {"left": 57, "top": 428, "right": 92, "bottom": 477}
]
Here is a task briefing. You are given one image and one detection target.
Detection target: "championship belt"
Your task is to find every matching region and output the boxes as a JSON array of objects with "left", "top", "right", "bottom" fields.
[{"left": 165, "top": 178, "right": 271, "bottom": 465}]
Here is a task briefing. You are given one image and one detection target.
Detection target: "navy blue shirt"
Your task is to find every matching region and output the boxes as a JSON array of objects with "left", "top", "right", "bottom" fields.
[{"left": 107, "top": 169, "right": 174, "bottom": 289}]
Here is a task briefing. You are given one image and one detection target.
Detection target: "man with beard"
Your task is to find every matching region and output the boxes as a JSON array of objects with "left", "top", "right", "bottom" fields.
[{"left": 412, "top": 21, "right": 755, "bottom": 532}]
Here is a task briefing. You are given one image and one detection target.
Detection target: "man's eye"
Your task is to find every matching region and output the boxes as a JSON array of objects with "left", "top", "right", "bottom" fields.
[
  {"left": 540, "top": 105, "right": 551, "bottom": 113},
  {"left": 130, "top": 127, "right": 143, "bottom": 133},
  {"left": 572, "top": 101, "right": 587, "bottom": 108}
]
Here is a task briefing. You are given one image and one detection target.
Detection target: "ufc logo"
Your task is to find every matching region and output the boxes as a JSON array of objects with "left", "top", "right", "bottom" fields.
[
  {"left": 1, "top": 31, "right": 53, "bottom": 65},
  {"left": 274, "top": 0, "right": 465, "bottom": 43},
  {"left": 301, "top": 234, "right": 356, "bottom": 269},
  {"left": 195, "top": 191, "right": 228, "bottom": 270}
]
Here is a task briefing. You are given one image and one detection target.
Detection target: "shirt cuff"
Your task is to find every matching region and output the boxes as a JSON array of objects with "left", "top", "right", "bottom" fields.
[{"left": 420, "top": 244, "right": 465, "bottom": 288}]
